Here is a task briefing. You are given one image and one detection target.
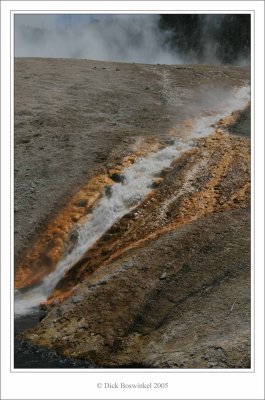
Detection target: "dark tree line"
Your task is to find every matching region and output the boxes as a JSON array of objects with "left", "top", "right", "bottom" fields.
[{"left": 159, "top": 14, "right": 250, "bottom": 64}]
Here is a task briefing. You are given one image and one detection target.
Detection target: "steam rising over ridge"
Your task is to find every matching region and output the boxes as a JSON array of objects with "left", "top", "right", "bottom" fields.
[
  {"left": 15, "top": 15, "right": 180, "bottom": 64},
  {"left": 15, "top": 14, "right": 250, "bottom": 65}
]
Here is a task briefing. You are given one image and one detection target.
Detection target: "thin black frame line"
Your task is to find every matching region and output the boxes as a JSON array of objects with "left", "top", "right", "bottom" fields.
[
  {"left": 3, "top": 0, "right": 264, "bottom": 1},
  {"left": 13, "top": 369, "right": 254, "bottom": 373},
  {"left": 10, "top": 10, "right": 254, "bottom": 375},
  {"left": 252, "top": 9, "right": 255, "bottom": 374},
  {"left": 19, "top": 396, "right": 265, "bottom": 400},
  {"left": 10, "top": 9, "right": 255, "bottom": 374},
  {"left": 10, "top": 9, "right": 254, "bottom": 374},
  {"left": 12, "top": 10, "right": 254, "bottom": 12},
  {"left": 10, "top": 8, "right": 14, "bottom": 378}
]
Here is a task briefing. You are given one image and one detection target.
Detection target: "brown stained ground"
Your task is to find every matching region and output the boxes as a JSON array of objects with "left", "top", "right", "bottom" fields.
[
  {"left": 26, "top": 207, "right": 250, "bottom": 368},
  {"left": 25, "top": 118, "right": 251, "bottom": 368},
  {"left": 16, "top": 59, "right": 251, "bottom": 368},
  {"left": 15, "top": 140, "right": 160, "bottom": 288},
  {"left": 43, "top": 130, "right": 250, "bottom": 306},
  {"left": 15, "top": 58, "right": 249, "bottom": 261}
]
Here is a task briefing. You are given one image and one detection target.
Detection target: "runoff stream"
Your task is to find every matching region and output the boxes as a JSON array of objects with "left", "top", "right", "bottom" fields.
[{"left": 14, "top": 85, "right": 250, "bottom": 368}]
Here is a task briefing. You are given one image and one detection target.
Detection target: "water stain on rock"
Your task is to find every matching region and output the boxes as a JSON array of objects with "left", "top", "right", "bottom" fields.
[{"left": 14, "top": 59, "right": 250, "bottom": 368}]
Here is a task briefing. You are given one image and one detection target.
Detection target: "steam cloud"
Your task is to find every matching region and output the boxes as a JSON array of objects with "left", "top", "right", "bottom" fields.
[
  {"left": 15, "top": 14, "right": 182, "bottom": 64},
  {"left": 15, "top": 14, "right": 250, "bottom": 65}
]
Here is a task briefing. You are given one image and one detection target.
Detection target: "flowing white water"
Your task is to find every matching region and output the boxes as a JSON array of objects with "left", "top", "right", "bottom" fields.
[{"left": 14, "top": 85, "right": 250, "bottom": 316}]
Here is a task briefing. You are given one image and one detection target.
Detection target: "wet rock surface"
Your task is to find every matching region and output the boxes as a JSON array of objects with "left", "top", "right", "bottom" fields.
[
  {"left": 15, "top": 59, "right": 250, "bottom": 368},
  {"left": 43, "top": 131, "right": 250, "bottom": 306},
  {"left": 24, "top": 131, "right": 250, "bottom": 369},
  {"left": 15, "top": 58, "right": 249, "bottom": 260},
  {"left": 25, "top": 208, "right": 250, "bottom": 368}
]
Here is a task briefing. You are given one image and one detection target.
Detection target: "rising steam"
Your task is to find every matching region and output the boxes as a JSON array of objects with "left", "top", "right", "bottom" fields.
[
  {"left": 15, "top": 14, "right": 182, "bottom": 64},
  {"left": 15, "top": 14, "right": 250, "bottom": 65}
]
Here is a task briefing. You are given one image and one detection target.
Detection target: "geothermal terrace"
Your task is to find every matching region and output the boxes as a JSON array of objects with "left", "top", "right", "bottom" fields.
[{"left": 14, "top": 58, "right": 250, "bottom": 368}]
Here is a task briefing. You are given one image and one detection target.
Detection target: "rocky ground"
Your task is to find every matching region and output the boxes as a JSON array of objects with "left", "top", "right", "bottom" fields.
[
  {"left": 15, "top": 59, "right": 249, "bottom": 260},
  {"left": 25, "top": 130, "right": 251, "bottom": 369},
  {"left": 15, "top": 58, "right": 250, "bottom": 368}
]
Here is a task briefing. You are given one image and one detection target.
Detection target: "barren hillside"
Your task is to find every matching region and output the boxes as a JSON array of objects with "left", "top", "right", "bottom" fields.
[{"left": 15, "top": 58, "right": 250, "bottom": 368}]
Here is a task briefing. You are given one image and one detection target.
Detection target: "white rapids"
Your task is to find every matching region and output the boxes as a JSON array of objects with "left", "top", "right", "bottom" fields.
[{"left": 14, "top": 85, "right": 250, "bottom": 316}]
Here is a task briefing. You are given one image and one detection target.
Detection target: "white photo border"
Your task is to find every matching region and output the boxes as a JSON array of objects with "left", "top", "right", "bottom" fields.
[{"left": 1, "top": 1, "right": 264, "bottom": 399}]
